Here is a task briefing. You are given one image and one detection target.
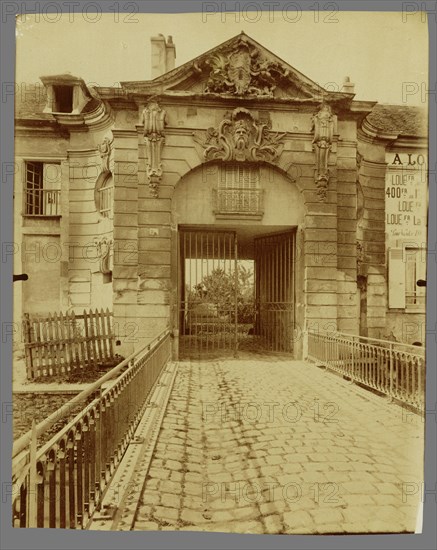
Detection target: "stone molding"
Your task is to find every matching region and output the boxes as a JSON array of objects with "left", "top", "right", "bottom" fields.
[{"left": 311, "top": 103, "right": 334, "bottom": 201}]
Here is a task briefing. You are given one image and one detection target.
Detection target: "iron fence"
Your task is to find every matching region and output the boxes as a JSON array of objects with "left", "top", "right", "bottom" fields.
[
  {"left": 307, "top": 330, "right": 425, "bottom": 410},
  {"left": 12, "top": 329, "right": 171, "bottom": 529}
]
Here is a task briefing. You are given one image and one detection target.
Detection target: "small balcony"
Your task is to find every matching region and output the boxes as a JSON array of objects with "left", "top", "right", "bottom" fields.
[
  {"left": 212, "top": 188, "right": 264, "bottom": 220},
  {"left": 24, "top": 189, "right": 61, "bottom": 217}
]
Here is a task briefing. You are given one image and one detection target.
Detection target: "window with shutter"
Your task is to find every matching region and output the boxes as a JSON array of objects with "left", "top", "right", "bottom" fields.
[
  {"left": 388, "top": 247, "right": 426, "bottom": 311},
  {"left": 388, "top": 248, "right": 406, "bottom": 309},
  {"left": 405, "top": 247, "right": 426, "bottom": 310}
]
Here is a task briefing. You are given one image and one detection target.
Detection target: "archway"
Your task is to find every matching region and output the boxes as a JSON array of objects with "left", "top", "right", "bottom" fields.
[{"left": 171, "top": 162, "right": 305, "bottom": 359}]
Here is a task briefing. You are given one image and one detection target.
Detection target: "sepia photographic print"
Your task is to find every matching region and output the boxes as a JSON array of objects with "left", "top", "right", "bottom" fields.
[{"left": 7, "top": 4, "right": 432, "bottom": 539}]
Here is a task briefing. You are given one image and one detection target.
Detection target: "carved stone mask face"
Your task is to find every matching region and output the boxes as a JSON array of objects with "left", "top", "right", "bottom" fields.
[{"left": 234, "top": 121, "right": 249, "bottom": 149}]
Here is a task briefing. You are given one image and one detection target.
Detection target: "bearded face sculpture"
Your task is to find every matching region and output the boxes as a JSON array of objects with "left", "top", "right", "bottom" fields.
[
  {"left": 195, "top": 107, "right": 285, "bottom": 163},
  {"left": 234, "top": 120, "right": 250, "bottom": 151}
]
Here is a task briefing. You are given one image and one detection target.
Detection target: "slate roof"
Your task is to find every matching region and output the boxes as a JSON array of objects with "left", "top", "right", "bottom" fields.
[
  {"left": 15, "top": 84, "right": 49, "bottom": 119},
  {"left": 366, "top": 104, "right": 427, "bottom": 137},
  {"left": 15, "top": 81, "right": 428, "bottom": 140},
  {"left": 14, "top": 83, "right": 100, "bottom": 119}
]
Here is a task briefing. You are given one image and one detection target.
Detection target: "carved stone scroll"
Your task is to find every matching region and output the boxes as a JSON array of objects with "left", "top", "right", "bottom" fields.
[
  {"left": 141, "top": 99, "right": 167, "bottom": 197},
  {"left": 98, "top": 136, "right": 114, "bottom": 173},
  {"left": 311, "top": 103, "right": 334, "bottom": 201},
  {"left": 94, "top": 237, "right": 113, "bottom": 274},
  {"left": 194, "top": 107, "right": 285, "bottom": 164}
]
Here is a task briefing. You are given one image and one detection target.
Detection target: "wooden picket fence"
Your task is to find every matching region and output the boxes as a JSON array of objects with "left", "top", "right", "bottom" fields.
[{"left": 23, "top": 308, "right": 115, "bottom": 379}]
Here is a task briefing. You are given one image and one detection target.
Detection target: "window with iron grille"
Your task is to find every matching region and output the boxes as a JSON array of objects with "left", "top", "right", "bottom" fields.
[
  {"left": 220, "top": 164, "right": 259, "bottom": 190},
  {"left": 24, "top": 161, "right": 61, "bottom": 216},
  {"left": 214, "top": 164, "right": 263, "bottom": 216},
  {"left": 98, "top": 174, "right": 114, "bottom": 219}
]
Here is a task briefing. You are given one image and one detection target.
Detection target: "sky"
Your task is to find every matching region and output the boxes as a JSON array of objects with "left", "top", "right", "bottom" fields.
[{"left": 16, "top": 10, "right": 429, "bottom": 105}]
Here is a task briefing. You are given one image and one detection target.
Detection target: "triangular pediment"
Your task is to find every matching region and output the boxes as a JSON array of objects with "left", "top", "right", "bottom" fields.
[{"left": 121, "top": 32, "right": 353, "bottom": 103}]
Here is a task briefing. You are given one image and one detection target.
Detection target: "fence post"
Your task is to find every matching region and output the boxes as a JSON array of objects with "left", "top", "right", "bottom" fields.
[
  {"left": 351, "top": 335, "right": 355, "bottom": 381},
  {"left": 23, "top": 313, "right": 33, "bottom": 379},
  {"left": 95, "top": 308, "right": 103, "bottom": 364},
  {"left": 106, "top": 308, "right": 114, "bottom": 358},
  {"left": 389, "top": 342, "right": 394, "bottom": 401},
  {"left": 83, "top": 309, "right": 92, "bottom": 369},
  {"left": 28, "top": 419, "right": 37, "bottom": 528}
]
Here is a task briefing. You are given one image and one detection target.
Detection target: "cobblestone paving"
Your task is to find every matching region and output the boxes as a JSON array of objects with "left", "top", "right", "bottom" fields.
[{"left": 132, "top": 355, "right": 424, "bottom": 534}]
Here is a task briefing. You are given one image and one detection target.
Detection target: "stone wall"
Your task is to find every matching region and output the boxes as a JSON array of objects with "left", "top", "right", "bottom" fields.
[
  {"left": 356, "top": 138, "right": 388, "bottom": 339},
  {"left": 110, "top": 101, "right": 347, "bottom": 357},
  {"left": 17, "top": 94, "right": 424, "bottom": 358}
]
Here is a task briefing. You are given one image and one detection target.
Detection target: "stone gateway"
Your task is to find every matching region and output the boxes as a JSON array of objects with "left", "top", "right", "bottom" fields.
[{"left": 14, "top": 32, "right": 428, "bottom": 362}]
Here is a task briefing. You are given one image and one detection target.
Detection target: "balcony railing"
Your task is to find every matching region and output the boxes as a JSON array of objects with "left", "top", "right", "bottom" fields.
[
  {"left": 213, "top": 188, "right": 264, "bottom": 217},
  {"left": 307, "top": 330, "right": 425, "bottom": 411},
  {"left": 25, "top": 189, "right": 61, "bottom": 217}
]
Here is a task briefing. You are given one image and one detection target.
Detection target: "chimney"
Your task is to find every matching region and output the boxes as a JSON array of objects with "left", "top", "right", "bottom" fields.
[
  {"left": 165, "top": 36, "right": 176, "bottom": 72},
  {"left": 341, "top": 76, "right": 355, "bottom": 94},
  {"left": 150, "top": 34, "right": 176, "bottom": 78}
]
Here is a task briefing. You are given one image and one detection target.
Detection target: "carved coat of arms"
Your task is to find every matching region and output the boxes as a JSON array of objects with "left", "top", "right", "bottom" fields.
[
  {"left": 227, "top": 48, "right": 251, "bottom": 95},
  {"left": 205, "top": 37, "right": 289, "bottom": 97}
]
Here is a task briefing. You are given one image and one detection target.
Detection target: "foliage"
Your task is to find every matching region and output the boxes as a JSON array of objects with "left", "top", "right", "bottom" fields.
[{"left": 187, "top": 264, "right": 255, "bottom": 323}]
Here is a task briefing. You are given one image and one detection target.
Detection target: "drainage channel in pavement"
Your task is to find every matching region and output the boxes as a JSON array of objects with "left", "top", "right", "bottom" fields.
[{"left": 87, "top": 362, "right": 178, "bottom": 531}]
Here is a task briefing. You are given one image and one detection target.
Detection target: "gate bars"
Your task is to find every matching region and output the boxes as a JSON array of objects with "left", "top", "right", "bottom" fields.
[
  {"left": 179, "top": 229, "right": 238, "bottom": 358},
  {"left": 254, "top": 231, "right": 296, "bottom": 353},
  {"left": 178, "top": 228, "right": 297, "bottom": 357}
]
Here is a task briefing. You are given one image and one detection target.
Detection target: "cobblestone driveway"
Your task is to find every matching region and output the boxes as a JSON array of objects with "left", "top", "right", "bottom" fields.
[{"left": 131, "top": 355, "right": 424, "bottom": 534}]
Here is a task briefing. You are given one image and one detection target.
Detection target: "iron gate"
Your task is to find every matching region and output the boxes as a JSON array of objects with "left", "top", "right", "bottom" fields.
[
  {"left": 178, "top": 228, "right": 296, "bottom": 358},
  {"left": 179, "top": 229, "right": 239, "bottom": 358},
  {"left": 254, "top": 231, "right": 296, "bottom": 353}
]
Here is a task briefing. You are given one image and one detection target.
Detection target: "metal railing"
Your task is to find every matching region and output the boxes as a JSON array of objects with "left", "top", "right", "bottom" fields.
[
  {"left": 99, "top": 184, "right": 113, "bottom": 218},
  {"left": 12, "top": 329, "right": 171, "bottom": 529},
  {"left": 25, "top": 189, "right": 61, "bottom": 216},
  {"left": 212, "top": 188, "right": 264, "bottom": 215},
  {"left": 307, "top": 330, "right": 425, "bottom": 410}
]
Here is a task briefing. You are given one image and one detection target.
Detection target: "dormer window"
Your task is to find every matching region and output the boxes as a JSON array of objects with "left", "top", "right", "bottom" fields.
[
  {"left": 52, "top": 85, "right": 74, "bottom": 113},
  {"left": 40, "top": 74, "right": 91, "bottom": 115}
]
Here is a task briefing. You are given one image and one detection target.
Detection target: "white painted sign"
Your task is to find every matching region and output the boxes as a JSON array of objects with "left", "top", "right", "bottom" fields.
[{"left": 385, "top": 153, "right": 428, "bottom": 245}]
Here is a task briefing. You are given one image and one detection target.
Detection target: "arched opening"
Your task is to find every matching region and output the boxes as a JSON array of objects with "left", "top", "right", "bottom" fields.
[{"left": 171, "top": 162, "right": 305, "bottom": 359}]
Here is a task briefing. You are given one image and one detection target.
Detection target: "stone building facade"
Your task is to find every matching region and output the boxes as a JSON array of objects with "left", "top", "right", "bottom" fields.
[{"left": 14, "top": 32, "right": 428, "bottom": 360}]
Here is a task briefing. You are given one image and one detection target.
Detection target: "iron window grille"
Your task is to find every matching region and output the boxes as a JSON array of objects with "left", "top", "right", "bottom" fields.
[
  {"left": 98, "top": 174, "right": 114, "bottom": 219},
  {"left": 213, "top": 164, "right": 264, "bottom": 217},
  {"left": 24, "top": 161, "right": 61, "bottom": 217}
]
